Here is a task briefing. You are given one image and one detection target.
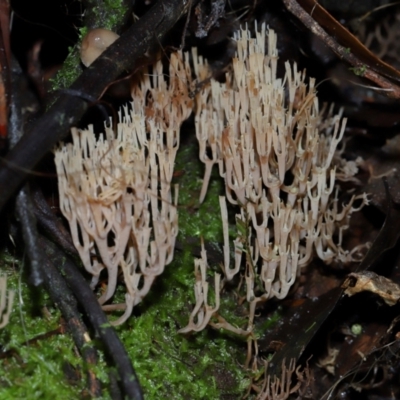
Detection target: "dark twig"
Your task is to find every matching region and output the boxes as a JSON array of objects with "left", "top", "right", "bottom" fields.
[
  {"left": 0, "top": 0, "right": 188, "bottom": 213},
  {"left": 10, "top": 57, "right": 44, "bottom": 286},
  {"left": 10, "top": 56, "right": 102, "bottom": 396},
  {"left": 31, "top": 185, "right": 79, "bottom": 258},
  {"left": 83, "top": 0, "right": 133, "bottom": 31},
  {"left": 40, "top": 246, "right": 102, "bottom": 397},
  {"left": 283, "top": 0, "right": 400, "bottom": 97},
  {"left": 14, "top": 187, "right": 44, "bottom": 285},
  {"left": 40, "top": 235, "right": 144, "bottom": 400},
  {"left": 32, "top": 184, "right": 141, "bottom": 397}
]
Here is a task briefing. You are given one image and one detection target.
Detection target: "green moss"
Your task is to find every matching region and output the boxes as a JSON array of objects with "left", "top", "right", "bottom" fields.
[
  {"left": 89, "top": 0, "right": 127, "bottom": 31},
  {"left": 115, "top": 252, "right": 248, "bottom": 399},
  {"left": 110, "top": 138, "right": 249, "bottom": 398},
  {"left": 349, "top": 64, "right": 367, "bottom": 77},
  {"left": 110, "top": 138, "right": 281, "bottom": 398},
  {"left": 50, "top": 45, "right": 82, "bottom": 93},
  {"left": 50, "top": 28, "right": 87, "bottom": 93},
  {"left": 174, "top": 139, "right": 225, "bottom": 244},
  {"left": 0, "top": 258, "right": 91, "bottom": 399}
]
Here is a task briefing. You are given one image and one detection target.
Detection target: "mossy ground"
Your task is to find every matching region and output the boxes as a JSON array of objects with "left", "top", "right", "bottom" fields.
[
  {"left": 0, "top": 254, "right": 89, "bottom": 399},
  {"left": 0, "top": 137, "right": 268, "bottom": 399}
]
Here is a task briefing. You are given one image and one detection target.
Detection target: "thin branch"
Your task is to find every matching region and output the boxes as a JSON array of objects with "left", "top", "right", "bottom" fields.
[
  {"left": 40, "top": 235, "right": 144, "bottom": 400},
  {"left": 41, "top": 248, "right": 102, "bottom": 397},
  {"left": 283, "top": 0, "right": 400, "bottom": 97},
  {"left": 31, "top": 185, "right": 79, "bottom": 258},
  {"left": 83, "top": 0, "right": 133, "bottom": 31},
  {"left": 10, "top": 56, "right": 102, "bottom": 396},
  {"left": 10, "top": 57, "right": 44, "bottom": 286}
]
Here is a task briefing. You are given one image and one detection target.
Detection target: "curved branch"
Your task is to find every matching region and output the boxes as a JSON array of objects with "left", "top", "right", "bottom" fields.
[
  {"left": 41, "top": 249, "right": 102, "bottom": 397},
  {"left": 40, "top": 235, "right": 144, "bottom": 400}
]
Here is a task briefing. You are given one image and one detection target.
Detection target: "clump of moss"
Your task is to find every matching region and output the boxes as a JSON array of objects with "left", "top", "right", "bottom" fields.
[
  {"left": 0, "top": 255, "right": 93, "bottom": 399},
  {"left": 50, "top": 45, "right": 83, "bottom": 92},
  {"left": 88, "top": 0, "right": 128, "bottom": 31},
  {"left": 107, "top": 137, "right": 250, "bottom": 398},
  {"left": 116, "top": 260, "right": 250, "bottom": 399}
]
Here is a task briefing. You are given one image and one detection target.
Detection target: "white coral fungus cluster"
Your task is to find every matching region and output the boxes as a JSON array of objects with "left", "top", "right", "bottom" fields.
[
  {"left": 55, "top": 52, "right": 192, "bottom": 325},
  {"left": 183, "top": 23, "right": 368, "bottom": 332},
  {"left": 55, "top": 23, "right": 366, "bottom": 330}
]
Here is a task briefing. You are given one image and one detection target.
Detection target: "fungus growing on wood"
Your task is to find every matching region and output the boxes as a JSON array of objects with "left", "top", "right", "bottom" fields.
[
  {"left": 80, "top": 28, "right": 120, "bottom": 67},
  {"left": 55, "top": 52, "right": 192, "bottom": 325}
]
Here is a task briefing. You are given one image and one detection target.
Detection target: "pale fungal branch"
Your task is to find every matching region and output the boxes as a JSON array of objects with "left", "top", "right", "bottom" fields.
[
  {"left": 193, "top": 22, "right": 368, "bottom": 306},
  {"left": 178, "top": 239, "right": 221, "bottom": 333},
  {"left": 55, "top": 51, "right": 192, "bottom": 325},
  {"left": 255, "top": 358, "right": 311, "bottom": 400},
  {"left": 184, "top": 23, "right": 369, "bottom": 374},
  {"left": 219, "top": 196, "right": 242, "bottom": 281},
  {"left": 0, "top": 276, "right": 14, "bottom": 329},
  {"left": 357, "top": 10, "right": 400, "bottom": 64},
  {"left": 208, "top": 314, "right": 249, "bottom": 337}
]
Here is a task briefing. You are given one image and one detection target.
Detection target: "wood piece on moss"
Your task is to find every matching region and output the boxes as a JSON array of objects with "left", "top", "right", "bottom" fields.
[{"left": 342, "top": 271, "right": 400, "bottom": 306}]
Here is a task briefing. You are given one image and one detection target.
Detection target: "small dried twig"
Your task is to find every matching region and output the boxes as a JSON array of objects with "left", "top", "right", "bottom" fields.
[
  {"left": 10, "top": 57, "right": 44, "bottom": 286},
  {"left": 283, "top": 0, "right": 400, "bottom": 98}
]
